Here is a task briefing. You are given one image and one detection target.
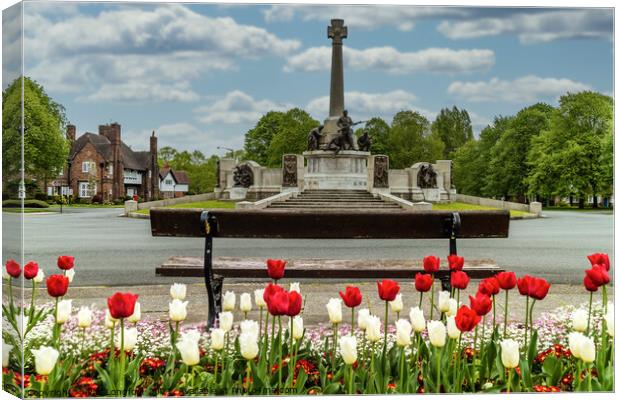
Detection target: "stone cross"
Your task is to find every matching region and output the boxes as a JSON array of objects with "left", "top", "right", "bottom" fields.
[{"left": 327, "top": 19, "right": 347, "bottom": 117}]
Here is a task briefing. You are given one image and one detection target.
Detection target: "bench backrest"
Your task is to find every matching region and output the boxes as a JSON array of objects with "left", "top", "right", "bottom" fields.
[{"left": 150, "top": 209, "right": 510, "bottom": 239}]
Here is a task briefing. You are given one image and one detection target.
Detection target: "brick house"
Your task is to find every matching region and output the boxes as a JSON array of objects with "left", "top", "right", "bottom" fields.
[
  {"left": 48, "top": 123, "right": 159, "bottom": 202},
  {"left": 159, "top": 167, "right": 190, "bottom": 198}
]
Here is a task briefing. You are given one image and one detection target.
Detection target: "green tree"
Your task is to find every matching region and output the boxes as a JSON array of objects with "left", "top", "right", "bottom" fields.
[
  {"left": 386, "top": 111, "right": 444, "bottom": 169},
  {"left": 430, "top": 106, "right": 474, "bottom": 158},
  {"left": 360, "top": 117, "right": 390, "bottom": 155},
  {"left": 243, "top": 111, "right": 286, "bottom": 166},
  {"left": 2, "top": 76, "right": 69, "bottom": 191},
  {"left": 485, "top": 103, "right": 554, "bottom": 201},
  {"left": 265, "top": 108, "right": 319, "bottom": 166},
  {"left": 158, "top": 146, "right": 178, "bottom": 166},
  {"left": 527, "top": 91, "right": 613, "bottom": 207}
]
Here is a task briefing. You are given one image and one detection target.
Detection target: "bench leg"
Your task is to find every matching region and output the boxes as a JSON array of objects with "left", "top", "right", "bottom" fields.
[
  {"left": 203, "top": 233, "right": 224, "bottom": 329},
  {"left": 440, "top": 275, "right": 451, "bottom": 292}
]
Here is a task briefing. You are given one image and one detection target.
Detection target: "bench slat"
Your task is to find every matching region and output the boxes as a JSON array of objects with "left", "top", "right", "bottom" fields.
[
  {"left": 156, "top": 256, "right": 503, "bottom": 280},
  {"left": 150, "top": 209, "right": 509, "bottom": 239}
]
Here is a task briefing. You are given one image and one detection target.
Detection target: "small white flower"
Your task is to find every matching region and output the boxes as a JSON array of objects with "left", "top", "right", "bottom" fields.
[
  {"left": 65, "top": 269, "right": 75, "bottom": 283},
  {"left": 427, "top": 321, "right": 446, "bottom": 348},
  {"left": 115, "top": 327, "right": 138, "bottom": 352},
  {"left": 77, "top": 307, "right": 92, "bottom": 328},
  {"left": 31, "top": 346, "right": 59, "bottom": 375},
  {"left": 339, "top": 335, "right": 357, "bottom": 365},
  {"left": 169, "top": 299, "right": 188, "bottom": 322},
  {"left": 326, "top": 298, "right": 342, "bottom": 324},
  {"left": 239, "top": 332, "right": 259, "bottom": 360},
  {"left": 292, "top": 316, "right": 304, "bottom": 340},
  {"left": 571, "top": 309, "right": 588, "bottom": 332},
  {"left": 240, "top": 320, "right": 259, "bottom": 337},
  {"left": 357, "top": 308, "right": 370, "bottom": 330},
  {"left": 500, "top": 339, "right": 520, "bottom": 369},
  {"left": 222, "top": 291, "right": 236, "bottom": 312},
  {"left": 56, "top": 299, "right": 72, "bottom": 324},
  {"left": 219, "top": 312, "right": 233, "bottom": 332},
  {"left": 239, "top": 293, "right": 252, "bottom": 313},
  {"left": 2, "top": 340, "right": 13, "bottom": 368},
  {"left": 365, "top": 315, "right": 382, "bottom": 342},
  {"left": 289, "top": 282, "right": 301, "bottom": 293},
  {"left": 390, "top": 293, "right": 404, "bottom": 313},
  {"left": 395, "top": 319, "right": 412, "bottom": 347},
  {"left": 254, "top": 289, "right": 266, "bottom": 308},
  {"left": 210, "top": 328, "right": 225, "bottom": 350},
  {"left": 33, "top": 269, "right": 45, "bottom": 283},
  {"left": 409, "top": 307, "right": 425, "bottom": 333},
  {"left": 128, "top": 302, "right": 141, "bottom": 324},
  {"left": 446, "top": 316, "right": 460, "bottom": 339},
  {"left": 170, "top": 283, "right": 187, "bottom": 300},
  {"left": 438, "top": 291, "right": 452, "bottom": 313}
]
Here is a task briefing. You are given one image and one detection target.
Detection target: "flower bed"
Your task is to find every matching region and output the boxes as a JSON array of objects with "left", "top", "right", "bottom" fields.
[{"left": 2, "top": 254, "right": 614, "bottom": 396}]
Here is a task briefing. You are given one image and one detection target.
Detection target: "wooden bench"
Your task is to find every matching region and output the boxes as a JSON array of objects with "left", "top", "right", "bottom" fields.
[{"left": 150, "top": 208, "right": 509, "bottom": 327}]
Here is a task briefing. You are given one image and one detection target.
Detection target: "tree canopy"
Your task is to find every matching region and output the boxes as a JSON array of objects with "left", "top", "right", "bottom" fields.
[
  {"left": 430, "top": 106, "right": 474, "bottom": 158},
  {"left": 158, "top": 147, "right": 218, "bottom": 194}
]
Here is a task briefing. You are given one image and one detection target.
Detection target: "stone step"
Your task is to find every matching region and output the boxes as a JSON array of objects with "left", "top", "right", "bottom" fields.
[
  {"left": 268, "top": 203, "right": 401, "bottom": 209},
  {"left": 294, "top": 196, "right": 380, "bottom": 201},
  {"left": 296, "top": 194, "right": 377, "bottom": 199}
]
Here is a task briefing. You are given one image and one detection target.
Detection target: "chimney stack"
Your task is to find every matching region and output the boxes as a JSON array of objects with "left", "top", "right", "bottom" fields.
[
  {"left": 99, "top": 123, "right": 122, "bottom": 199},
  {"left": 67, "top": 124, "right": 76, "bottom": 142}
]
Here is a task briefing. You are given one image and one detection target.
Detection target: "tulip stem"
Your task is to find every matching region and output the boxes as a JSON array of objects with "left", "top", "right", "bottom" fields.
[
  {"left": 332, "top": 323, "right": 338, "bottom": 374},
  {"left": 587, "top": 365, "right": 592, "bottom": 392},
  {"left": 399, "top": 347, "right": 405, "bottom": 392},
  {"left": 524, "top": 296, "right": 529, "bottom": 351},
  {"left": 29, "top": 281, "right": 37, "bottom": 321},
  {"left": 492, "top": 295, "right": 496, "bottom": 327},
  {"left": 119, "top": 318, "right": 125, "bottom": 395},
  {"left": 430, "top": 276, "right": 435, "bottom": 320},
  {"left": 348, "top": 364, "right": 354, "bottom": 394},
  {"left": 259, "top": 307, "right": 263, "bottom": 338},
  {"left": 53, "top": 297, "right": 59, "bottom": 348},
  {"left": 528, "top": 299, "right": 536, "bottom": 344},
  {"left": 351, "top": 307, "right": 355, "bottom": 332},
  {"left": 503, "top": 290, "right": 509, "bottom": 338},
  {"left": 214, "top": 350, "right": 219, "bottom": 384},
  {"left": 382, "top": 301, "right": 389, "bottom": 379},
  {"left": 506, "top": 368, "right": 511, "bottom": 393},
  {"left": 435, "top": 347, "right": 441, "bottom": 393},
  {"left": 278, "top": 316, "right": 282, "bottom": 389},
  {"left": 586, "top": 292, "right": 593, "bottom": 336},
  {"left": 419, "top": 292, "right": 423, "bottom": 308},
  {"left": 246, "top": 360, "right": 252, "bottom": 394}
]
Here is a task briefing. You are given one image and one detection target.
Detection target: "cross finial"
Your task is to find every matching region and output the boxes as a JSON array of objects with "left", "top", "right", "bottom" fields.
[{"left": 328, "top": 19, "right": 347, "bottom": 44}]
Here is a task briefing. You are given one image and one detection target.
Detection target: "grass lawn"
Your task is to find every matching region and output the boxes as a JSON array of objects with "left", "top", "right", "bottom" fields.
[
  {"left": 50, "top": 204, "right": 123, "bottom": 208},
  {"left": 432, "top": 201, "right": 534, "bottom": 218},
  {"left": 2, "top": 208, "right": 55, "bottom": 213},
  {"left": 134, "top": 200, "right": 236, "bottom": 215}
]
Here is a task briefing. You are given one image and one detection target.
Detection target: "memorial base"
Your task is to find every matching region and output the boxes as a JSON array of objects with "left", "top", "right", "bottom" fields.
[{"left": 303, "top": 150, "right": 370, "bottom": 190}]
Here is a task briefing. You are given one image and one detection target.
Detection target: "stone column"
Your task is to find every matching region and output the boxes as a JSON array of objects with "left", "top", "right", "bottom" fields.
[{"left": 328, "top": 19, "right": 347, "bottom": 117}]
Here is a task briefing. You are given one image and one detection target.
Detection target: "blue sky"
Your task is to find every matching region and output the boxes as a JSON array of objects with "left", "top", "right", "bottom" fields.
[{"left": 6, "top": 2, "right": 614, "bottom": 158}]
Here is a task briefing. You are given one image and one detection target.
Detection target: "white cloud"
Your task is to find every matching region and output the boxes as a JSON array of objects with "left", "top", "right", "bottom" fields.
[
  {"left": 2, "top": 4, "right": 22, "bottom": 87},
  {"left": 193, "top": 90, "right": 292, "bottom": 124},
  {"left": 80, "top": 81, "right": 200, "bottom": 103},
  {"left": 447, "top": 75, "right": 592, "bottom": 103},
  {"left": 285, "top": 46, "right": 494, "bottom": 74},
  {"left": 23, "top": 4, "right": 300, "bottom": 102},
  {"left": 437, "top": 10, "right": 612, "bottom": 44}
]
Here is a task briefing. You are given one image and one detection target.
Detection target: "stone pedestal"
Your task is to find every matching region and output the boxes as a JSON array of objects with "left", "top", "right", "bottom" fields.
[
  {"left": 303, "top": 150, "right": 370, "bottom": 190},
  {"left": 318, "top": 116, "right": 340, "bottom": 149},
  {"left": 227, "top": 187, "right": 248, "bottom": 200}
]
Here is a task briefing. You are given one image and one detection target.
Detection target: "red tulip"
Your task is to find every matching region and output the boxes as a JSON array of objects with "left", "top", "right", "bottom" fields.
[
  {"left": 517, "top": 275, "right": 533, "bottom": 296},
  {"left": 263, "top": 283, "right": 284, "bottom": 304},
  {"left": 447, "top": 254, "right": 464, "bottom": 271},
  {"left": 470, "top": 293, "right": 492, "bottom": 316},
  {"left": 266, "top": 259, "right": 286, "bottom": 280},
  {"left": 267, "top": 290, "right": 289, "bottom": 316},
  {"left": 57, "top": 255, "right": 75, "bottom": 270},
  {"left": 450, "top": 271, "right": 470, "bottom": 290},
  {"left": 496, "top": 271, "right": 517, "bottom": 290},
  {"left": 455, "top": 305, "right": 481, "bottom": 332},
  {"left": 339, "top": 286, "right": 362, "bottom": 308},
  {"left": 423, "top": 256, "right": 441, "bottom": 273},
  {"left": 377, "top": 279, "right": 400, "bottom": 302},
  {"left": 46, "top": 275, "right": 69, "bottom": 297},
  {"left": 478, "top": 277, "right": 500, "bottom": 296},
  {"left": 23, "top": 261, "right": 39, "bottom": 280},
  {"left": 587, "top": 253, "right": 610, "bottom": 271},
  {"left": 287, "top": 291, "right": 303, "bottom": 316},
  {"left": 107, "top": 292, "right": 139, "bottom": 319},
  {"left": 414, "top": 273, "right": 433, "bottom": 292},
  {"left": 585, "top": 265, "right": 609, "bottom": 287},
  {"left": 528, "top": 277, "right": 551, "bottom": 300},
  {"left": 583, "top": 275, "right": 598, "bottom": 292},
  {"left": 5, "top": 259, "right": 21, "bottom": 278}
]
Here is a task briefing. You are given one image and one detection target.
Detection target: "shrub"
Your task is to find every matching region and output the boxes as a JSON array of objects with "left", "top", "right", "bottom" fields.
[
  {"left": 92, "top": 193, "right": 103, "bottom": 204},
  {"left": 34, "top": 192, "right": 49, "bottom": 201},
  {"left": 2, "top": 199, "right": 50, "bottom": 208}
]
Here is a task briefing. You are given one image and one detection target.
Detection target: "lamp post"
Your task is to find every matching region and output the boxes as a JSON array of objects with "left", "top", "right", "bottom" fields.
[{"left": 217, "top": 146, "right": 237, "bottom": 164}]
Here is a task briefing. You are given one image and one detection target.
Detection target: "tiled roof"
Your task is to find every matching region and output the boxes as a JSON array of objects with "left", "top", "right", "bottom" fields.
[{"left": 70, "top": 132, "right": 151, "bottom": 171}]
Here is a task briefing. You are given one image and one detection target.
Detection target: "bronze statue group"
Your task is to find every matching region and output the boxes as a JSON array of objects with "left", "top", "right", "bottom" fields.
[{"left": 307, "top": 110, "right": 372, "bottom": 153}]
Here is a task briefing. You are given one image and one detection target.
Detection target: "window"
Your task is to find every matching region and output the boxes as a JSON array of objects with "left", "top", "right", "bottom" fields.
[
  {"left": 108, "top": 164, "right": 113, "bottom": 176},
  {"left": 82, "top": 162, "right": 90, "bottom": 173},
  {"left": 79, "top": 182, "right": 90, "bottom": 198},
  {"left": 165, "top": 179, "right": 173, "bottom": 185}
]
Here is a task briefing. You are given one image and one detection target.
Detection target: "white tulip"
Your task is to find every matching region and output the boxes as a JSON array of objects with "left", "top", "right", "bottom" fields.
[
  {"left": 240, "top": 320, "right": 259, "bottom": 337},
  {"left": 365, "top": 315, "right": 382, "bottom": 342},
  {"left": 395, "top": 319, "right": 412, "bottom": 347},
  {"left": 571, "top": 309, "right": 588, "bottom": 332},
  {"left": 219, "top": 312, "right": 233, "bottom": 332},
  {"left": 115, "top": 327, "right": 138, "bottom": 352},
  {"left": 390, "top": 293, "right": 403, "bottom": 313},
  {"left": 427, "top": 321, "right": 446, "bottom": 348},
  {"left": 65, "top": 269, "right": 75, "bottom": 283},
  {"left": 169, "top": 299, "right": 188, "bottom": 322},
  {"left": 222, "top": 291, "right": 236, "bottom": 312},
  {"left": 2, "top": 270, "right": 9, "bottom": 280},
  {"left": 326, "top": 298, "right": 342, "bottom": 324},
  {"left": 438, "top": 291, "right": 452, "bottom": 313},
  {"left": 33, "top": 269, "right": 45, "bottom": 283},
  {"left": 500, "top": 339, "right": 520, "bottom": 369},
  {"left": 56, "top": 299, "right": 72, "bottom": 324},
  {"left": 181, "top": 329, "right": 202, "bottom": 345},
  {"left": 170, "top": 283, "right": 187, "bottom": 300},
  {"left": 604, "top": 303, "right": 614, "bottom": 337},
  {"left": 446, "top": 299, "right": 458, "bottom": 317},
  {"left": 128, "top": 302, "right": 141, "bottom": 323},
  {"left": 578, "top": 336, "right": 596, "bottom": 363},
  {"left": 176, "top": 337, "right": 200, "bottom": 366},
  {"left": 357, "top": 308, "right": 370, "bottom": 330},
  {"left": 446, "top": 316, "right": 460, "bottom": 339},
  {"left": 239, "top": 293, "right": 252, "bottom": 313},
  {"left": 105, "top": 309, "right": 117, "bottom": 329},
  {"left": 254, "top": 289, "right": 266, "bottom": 308},
  {"left": 3, "top": 340, "right": 12, "bottom": 367},
  {"left": 31, "top": 346, "right": 59, "bottom": 375},
  {"left": 339, "top": 335, "right": 357, "bottom": 365},
  {"left": 568, "top": 331, "right": 586, "bottom": 359},
  {"left": 77, "top": 307, "right": 92, "bottom": 328},
  {"left": 210, "top": 328, "right": 225, "bottom": 350},
  {"left": 239, "top": 332, "right": 259, "bottom": 360},
  {"left": 292, "top": 316, "right": 304, "bottom": 340},
  {"left": 17, "top": 314, "right": 29, "bottom": 338},
  {"left": 289, "top": 282, "right": 301, "bottom": 293},
  {"left": 409, "top": 307, "right": 426, "bottom": 333}
]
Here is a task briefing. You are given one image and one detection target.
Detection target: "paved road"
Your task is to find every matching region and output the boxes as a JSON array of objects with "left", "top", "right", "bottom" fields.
[{"left": 2, "top": 208, "right": 613, "bottom": 286}]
